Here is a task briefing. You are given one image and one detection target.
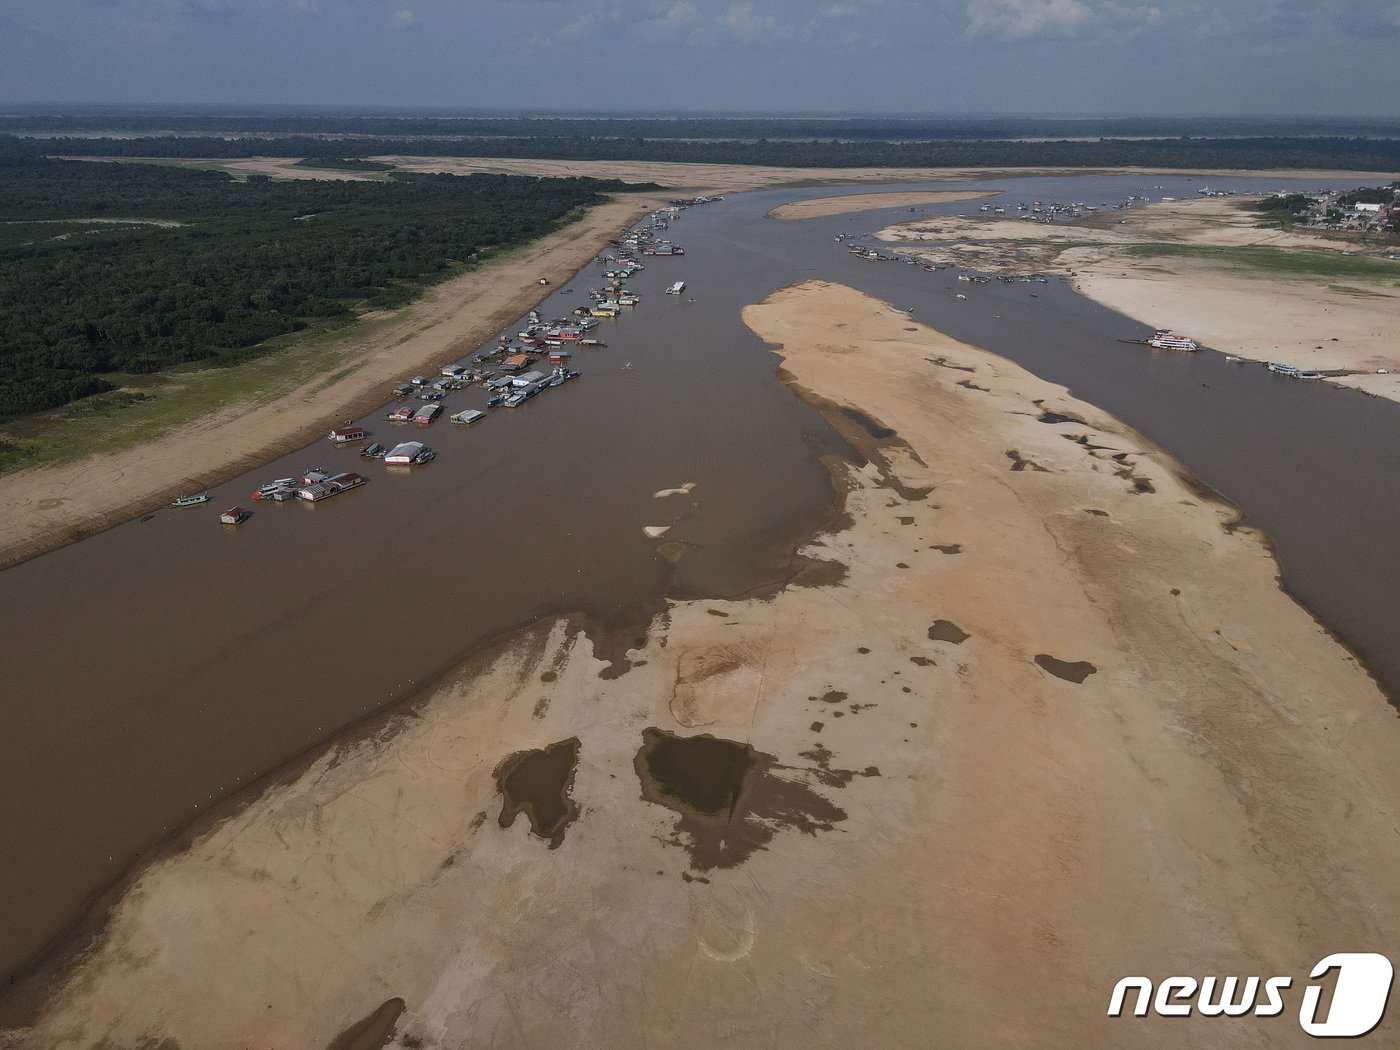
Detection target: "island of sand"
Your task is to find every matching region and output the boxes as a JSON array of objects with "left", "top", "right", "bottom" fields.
[
  {"left": 6, "top": 280, "right": 1398, "bottom": 1049},
  {"left": 875, "top": 196, "right": 1400, "bottom": 403}
]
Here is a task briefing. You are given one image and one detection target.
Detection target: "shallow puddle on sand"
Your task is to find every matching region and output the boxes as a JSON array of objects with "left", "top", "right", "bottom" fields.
[
  {"left": 494, "top": 738, "right": 581, "bottom": 848},
  {"left": 1034, "top": 654, "right": 1097, "bottom": 683},
  {"left": 325, "top": 997, "right": 405, "bottom": 1050},
  {"left": 928, "top": 620, "right": 970, "bottom": 644},
  {"left": 635, "top": 728, "right": 850, "bottom": 871}
]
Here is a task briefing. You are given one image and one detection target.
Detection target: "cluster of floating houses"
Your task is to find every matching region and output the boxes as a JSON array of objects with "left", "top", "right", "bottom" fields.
[{"left": 170, "top": 210, "right": 691, "bottom": 527}]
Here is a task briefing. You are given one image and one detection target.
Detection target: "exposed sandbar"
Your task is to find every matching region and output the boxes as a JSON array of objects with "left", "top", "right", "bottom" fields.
[{"left": 877, "top": 197, "right": 1400, "bottom": 402}]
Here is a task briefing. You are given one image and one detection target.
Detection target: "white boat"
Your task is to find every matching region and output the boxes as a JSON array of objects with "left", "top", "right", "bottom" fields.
[
  {"left": 170, "top": 492, "right": 210, "bottom": 507},
  {"left": 665, "top": 281, "right": 686, "bottom": 295},
  {"left": 1146, "top": 329, "right": 1200, "bottom": 351}
]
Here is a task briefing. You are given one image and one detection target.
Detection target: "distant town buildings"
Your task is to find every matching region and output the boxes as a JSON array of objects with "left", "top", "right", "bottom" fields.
[{"left": 1281, "top": 184, "right": 1400, "bottom": 233}]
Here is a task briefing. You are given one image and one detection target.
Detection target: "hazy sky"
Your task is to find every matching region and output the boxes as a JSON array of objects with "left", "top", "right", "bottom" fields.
[{"left": 1, "top": 0, "right": 1395, "bottom": 116}]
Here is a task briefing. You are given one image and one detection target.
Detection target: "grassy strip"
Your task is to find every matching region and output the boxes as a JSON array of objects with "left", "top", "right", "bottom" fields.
[
  {"left": 1123, "top": 242, "right": 1400, "bottom": 281},
  {"left": 0, "top": 307, "right": 408, "bottom": 472}
]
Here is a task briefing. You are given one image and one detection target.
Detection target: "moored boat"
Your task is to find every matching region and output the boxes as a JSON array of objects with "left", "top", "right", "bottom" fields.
[
  {"left": 1146, "top": 329, "right": 1200, "bottom": 351},
  {"left": 170, "top": 492, "right": 210, "bottom": 507}
]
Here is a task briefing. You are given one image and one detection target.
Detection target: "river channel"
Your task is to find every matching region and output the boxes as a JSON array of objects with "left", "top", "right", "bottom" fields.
[{"left": 1, "top": 171, "right": 1394, "bottom": 995}]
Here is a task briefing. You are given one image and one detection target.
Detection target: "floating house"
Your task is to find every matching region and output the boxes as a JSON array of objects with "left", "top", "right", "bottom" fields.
[{"left": 328, "top": 426, "right": 366, "bottom": 444}]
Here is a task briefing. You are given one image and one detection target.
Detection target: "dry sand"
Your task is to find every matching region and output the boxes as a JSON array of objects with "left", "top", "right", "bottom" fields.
[
  {"left": 877, "top": 198, "right": 1400, "bottom": 402},
  {"left": 9, "top": 281, "right": 1398, "bottom": 1050},
  {"left": 766, "top": 189, "right": 998, "bottom": 220},
  {"left": 382, "top": 158, "right": 1400, "bottom": 195},
  {"left": 0, "top": 195, "right": 662, "bottom": 569}
]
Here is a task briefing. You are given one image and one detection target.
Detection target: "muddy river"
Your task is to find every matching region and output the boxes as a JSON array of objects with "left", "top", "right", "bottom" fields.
[{"left": 1, "top": 172, "right": 1394, "bottom": 993}]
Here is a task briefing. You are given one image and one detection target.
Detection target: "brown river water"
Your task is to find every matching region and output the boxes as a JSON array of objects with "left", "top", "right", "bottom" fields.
[{"left": 1, "top": 172, "right": 1395, "bottom": 1000}]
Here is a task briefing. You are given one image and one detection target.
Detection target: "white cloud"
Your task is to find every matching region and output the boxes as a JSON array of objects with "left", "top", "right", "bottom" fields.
[
  {"left": 721, "top": 0, "right": 779, "bottom": 44},
  {"left": 543, "top": 0, "right": 791, "bottom": 47},
  {"left": 965, "top": 0, "right": 1178, "bottom": 39},
  {"left": 390, "top": 7, "right": 415, "bottom": 27},
  {"left": 966, "top": 0, "right": 1092, "bottom": 39}
]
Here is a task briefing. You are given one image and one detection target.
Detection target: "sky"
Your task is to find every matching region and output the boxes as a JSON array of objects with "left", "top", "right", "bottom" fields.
[{"left": 0, "top": 0, "right": 1396, "bottom": 117}]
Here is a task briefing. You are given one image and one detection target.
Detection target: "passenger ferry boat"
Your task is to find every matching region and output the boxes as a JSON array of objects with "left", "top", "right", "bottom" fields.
[
  {"left": 1146, "top": 329, "right": 1200, "bottom": 352},
  {"left": 170, "top": 492, "right": 210, "bottom": 508}
]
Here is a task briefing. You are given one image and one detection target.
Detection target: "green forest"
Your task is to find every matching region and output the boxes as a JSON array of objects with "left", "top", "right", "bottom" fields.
[
  {"left": 6, "top": 132, "right": 1400, "bottom": 172},
  {"left": 4, "top": 112, "right": 1400, "bottom": 141},
  {"left": 0, "top": 159, "right": 643, "bottom": 420}
]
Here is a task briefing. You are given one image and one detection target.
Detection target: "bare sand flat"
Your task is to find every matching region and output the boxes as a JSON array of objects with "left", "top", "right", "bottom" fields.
[
  {"left": 878, "top": 198, "right": 1400, "bottom": 402},
  {"left": 9, "top": 281, "right": 1397, "bottom": 1049},
  {"left": 766, "top": 189, "right": 998, "bottom": 220},
  {"left": 384, "top": 158, "right": 1400, "bottom": 195},
  {"left": 0, "top": 195, "right": 661, "bottom": 569}
]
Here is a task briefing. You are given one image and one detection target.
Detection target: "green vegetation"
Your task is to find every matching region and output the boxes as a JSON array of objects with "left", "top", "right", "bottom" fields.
[
  {"left": 0, "top": 158, "right": 649, "bottom": 422},
  {"left": 6, "top": 132, "right": 1400, "bottom": 172},
  {"left": 1338, "top": 184, "right": 1398, "bottom": 207},
  {"left": 291, "top": 157, "right": 395, "bottom": 172},
  {"left": 5, "top": 113, "right": 1400, "bottom": 141},
  {"left": 1124, "top": 242, "right": 1400, "bottom": 281},
  {"left": 0, "top": 302, "right": 426, "bottom": 472},
  {"left": 1252, "top": 192, "right": 1314, "bottom": 226}
]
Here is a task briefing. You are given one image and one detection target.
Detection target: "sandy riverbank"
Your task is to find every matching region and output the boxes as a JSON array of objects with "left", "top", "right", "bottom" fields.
[
  {"left": 0, "top": 194, "right": 662, "bottom": 569},
  {"left": 877, "top": 197, "right": 1400, "bottom": 402},
  {"left": 381, "top": 158, "right": 1400, "bottom": 194},
  {"left": 766, "top": 189, "right": 998, "bottom": 220},
  {"left": 8, "top": 280, "right": 1397, "bottom": 1049}
]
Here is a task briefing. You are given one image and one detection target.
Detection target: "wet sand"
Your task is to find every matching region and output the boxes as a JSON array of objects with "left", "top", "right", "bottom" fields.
[{"left": 10, "top": 282, "right": 1398, "bottom": 1049}]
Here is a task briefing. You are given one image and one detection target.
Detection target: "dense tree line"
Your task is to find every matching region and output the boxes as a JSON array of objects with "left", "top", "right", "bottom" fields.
[
  {"left": 1338, "top": 184, "right": 1398, "bottom": 206},
  {"left": 6, "top": 133, "right": 1400, "bottom": 172},
  {"left": 0, "top": 159, "right": 644, "bottom": 420},
  {"left": 4, "top": 112, "right": 1400, "bottom": 141}
]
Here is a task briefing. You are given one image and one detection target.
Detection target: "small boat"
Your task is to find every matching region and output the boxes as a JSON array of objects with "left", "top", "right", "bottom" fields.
[
  {"left": 450, "top": 409, "right": 486, "bottom": 425},
  {"left": 360, "top": 442, "right": 385, "bottom": 458},
  {"left": 220, "top": 507, "right": 249, "bottom": 525},
  {"left": 171, "top": 492, "right": 210, "bottom": 507},
  {"left": 486, "top": 395, "right": 505, "bottom": 408},
  {"left": 955, "top": 293, "right": 968, "bottom": 301}
]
